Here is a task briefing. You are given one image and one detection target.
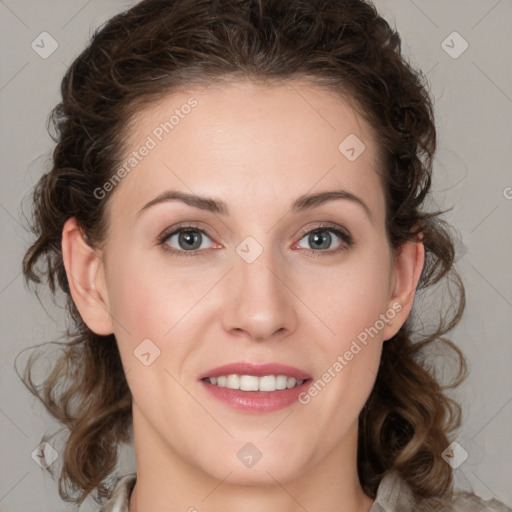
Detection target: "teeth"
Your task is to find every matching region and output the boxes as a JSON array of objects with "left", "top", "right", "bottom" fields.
[
  {"left": 227, "top": 374, "right": 239, "bottom": 389},
  {"left": 240, "top": 375, "right": 259, "bottom": 391},
  {"left": 276, "top": 375, "right": 288, "bottom": 390},
  {"left": 287, "top": 377, "right": 296, "bottom": 389},
  {"left": 259, "top": 375, "right": 276, "bottom": 392},
  {"left": 206, "top": 374, "right": 305, "bottom": 391}
]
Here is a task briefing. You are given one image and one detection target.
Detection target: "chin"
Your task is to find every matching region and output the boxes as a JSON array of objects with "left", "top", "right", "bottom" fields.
[
  {"left": 205, "top": 460, "right": 306, "bottom": 487},
  {"left": 190, "top": 439, "right": 312, "bottom": 486}
]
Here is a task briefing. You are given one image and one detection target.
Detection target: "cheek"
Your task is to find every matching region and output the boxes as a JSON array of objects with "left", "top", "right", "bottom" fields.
[
  {"left": 296, "top": 248, "right": 391, "bottom": 412},
  {"left": 301, "top": 249, "right": 392, "bottom": 350},
  {"left": 105, "top": 257, "right": 205, "bottom": 419},
  {"left": 105, "top": 251, "right": 202, "bottom": 341}
]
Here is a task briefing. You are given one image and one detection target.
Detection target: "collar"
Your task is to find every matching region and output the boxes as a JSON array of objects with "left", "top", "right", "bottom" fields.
[{"left": 98, "top": 470, "right": 511, "bottom": 512}]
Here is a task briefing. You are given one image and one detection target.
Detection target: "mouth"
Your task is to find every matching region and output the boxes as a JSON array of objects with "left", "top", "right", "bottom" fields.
[
  {"left": 198, "top": 362, "right": 312, "bottom": 413},
  {"left": 202, "top": 374, "right": 307, "bottom": 391}
]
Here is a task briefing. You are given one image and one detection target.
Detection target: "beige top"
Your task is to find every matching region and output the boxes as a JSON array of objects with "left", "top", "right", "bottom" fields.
[{"left": 98, "top": 471, "right": 512, "bottom": 512}]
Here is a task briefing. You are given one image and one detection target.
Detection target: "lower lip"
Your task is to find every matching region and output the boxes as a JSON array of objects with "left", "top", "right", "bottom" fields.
[{"left": 201, "top": 380, "right": 311, "bottom": 413}]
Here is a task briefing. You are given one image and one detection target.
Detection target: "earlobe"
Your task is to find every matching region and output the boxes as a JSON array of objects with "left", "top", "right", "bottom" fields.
[
  {"left": 61, "top": 217, "right": 114, "bottom": 335},
  {"left": 382, "top": 238, "right": 425, "bottom": 341}
]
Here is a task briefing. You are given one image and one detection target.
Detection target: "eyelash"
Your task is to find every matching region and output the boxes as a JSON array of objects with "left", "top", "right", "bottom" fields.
[{"left": 157, "top": 222, "right": 354, "bottom": 258}]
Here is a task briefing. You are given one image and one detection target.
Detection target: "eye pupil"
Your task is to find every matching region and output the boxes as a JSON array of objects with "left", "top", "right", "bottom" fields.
[
  {"left": 179, "top": 230, "right": 202, "bottom": 250},
  {"left": 310, "top": 231, "right": 331, "bottom": 250}
]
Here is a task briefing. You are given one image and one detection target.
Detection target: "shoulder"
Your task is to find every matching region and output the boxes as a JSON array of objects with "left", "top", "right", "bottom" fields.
[
  {"left": 371, "top": 471, "right": 512, "bottom": 512},
  {"left": 439, "top": 491, "right": 512, "bottom": 512},
  {"left": 98, "top": 471, "right": 512, "bottom": 512},
  {"left": 98, "top": 473, "right": 137, "bottom": 512}
]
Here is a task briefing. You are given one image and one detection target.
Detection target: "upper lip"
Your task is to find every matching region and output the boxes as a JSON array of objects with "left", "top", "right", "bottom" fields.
[{"left": 198, "top": 362, "right": 312, "bottom": 381}]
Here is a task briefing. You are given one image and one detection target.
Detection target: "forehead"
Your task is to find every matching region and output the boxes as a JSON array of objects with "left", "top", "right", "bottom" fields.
[{"left": 108, "top": 80, "right": 385, "bottom": 227}]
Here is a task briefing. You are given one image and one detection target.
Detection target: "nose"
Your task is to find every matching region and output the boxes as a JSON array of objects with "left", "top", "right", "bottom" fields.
[{"left": 221, "top": 245, "right": 298, "bottom": 343}]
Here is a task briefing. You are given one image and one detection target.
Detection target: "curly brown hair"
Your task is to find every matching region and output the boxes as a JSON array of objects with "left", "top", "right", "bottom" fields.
[{"left": 20, "top": 0, "right": 466, "bottom": 506}]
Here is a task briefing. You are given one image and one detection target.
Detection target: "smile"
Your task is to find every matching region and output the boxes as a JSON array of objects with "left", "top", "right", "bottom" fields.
[
  {"left": 203, "top": 374, "right": 305, "bottom": 391},
  {"left": 199, "top": 362, "right": 312, "bottom": 413}
]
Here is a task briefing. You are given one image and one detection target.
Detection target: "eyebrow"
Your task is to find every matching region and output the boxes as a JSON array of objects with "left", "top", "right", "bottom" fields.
[{"left": 137, "top": 189, "right": 374, "bottom": 223}]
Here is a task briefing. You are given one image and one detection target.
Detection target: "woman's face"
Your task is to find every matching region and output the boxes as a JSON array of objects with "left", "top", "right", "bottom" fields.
[{"left": 85, "top": 81, "right": 415, "bottom": 485}]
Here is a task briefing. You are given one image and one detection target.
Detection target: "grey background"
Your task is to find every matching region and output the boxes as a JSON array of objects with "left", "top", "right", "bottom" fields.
[{"left": 1, "top": 1, "right": 511, "bottom": 510}]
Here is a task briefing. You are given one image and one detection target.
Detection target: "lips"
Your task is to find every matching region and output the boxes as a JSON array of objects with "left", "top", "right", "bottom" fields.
[
  {"left": 198, "top": 362, "right": 313, "bottom": 413},
  {"left": 198, "top": 362, "right": 312, "bottom": 381}
]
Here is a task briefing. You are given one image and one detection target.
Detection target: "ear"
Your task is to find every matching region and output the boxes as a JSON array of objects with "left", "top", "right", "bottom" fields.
[
  {"left": 61, "top": 217, "right": 114, "bottom": 335},
  {"left": 381, "top": 236, "right": 425, "bottom": 341}
]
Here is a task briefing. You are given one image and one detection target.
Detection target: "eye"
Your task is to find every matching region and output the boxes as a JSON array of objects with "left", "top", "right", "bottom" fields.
[
  {"left": 294, "top": 225, "right": 353, "bottom": 255},
  {"left": 159, "top": 226, "right": 216, "bottom": 255},
  {"left": 157, "top": 223, "right": 353, "bottom": 258}
]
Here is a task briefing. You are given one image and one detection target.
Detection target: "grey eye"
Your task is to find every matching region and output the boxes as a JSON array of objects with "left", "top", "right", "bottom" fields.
[{"left": 165, "top": 229, "right": 212, "bottom": 251}]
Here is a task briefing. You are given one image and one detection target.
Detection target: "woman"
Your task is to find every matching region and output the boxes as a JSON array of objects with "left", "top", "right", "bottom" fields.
[{"left": 20, "top": 0, "right": 511, "bottom": 510}]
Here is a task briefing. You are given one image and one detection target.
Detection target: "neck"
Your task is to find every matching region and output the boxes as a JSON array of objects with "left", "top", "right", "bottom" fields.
[{"left": 128, "top": 408, "right": 374, "bottom": 512}]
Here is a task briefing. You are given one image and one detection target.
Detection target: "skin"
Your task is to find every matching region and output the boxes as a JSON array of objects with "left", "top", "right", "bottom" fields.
[{"left": 61, "top": 80, "right": 424, "bottom": 512}]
